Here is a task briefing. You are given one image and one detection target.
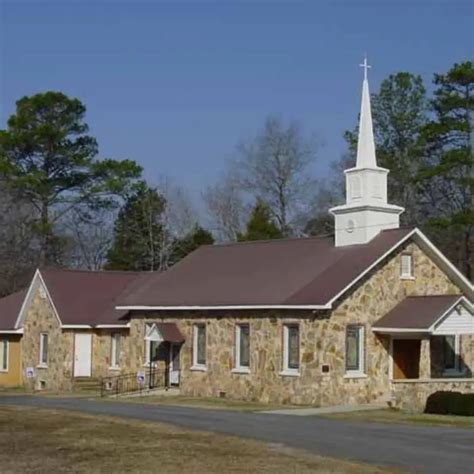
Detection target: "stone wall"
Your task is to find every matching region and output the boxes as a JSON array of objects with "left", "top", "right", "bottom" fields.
[
  {"left": 127, "top": 241, "right": 463, "bottom": 406},
  {"left": 391, "top": 379, "right": 474, "bottom": 412},
  {"left": 91, "top": 329, "right": 133, "bottom": 378},
  {"left": 21, "top": 288, "right": 74, "bottom": 391}
]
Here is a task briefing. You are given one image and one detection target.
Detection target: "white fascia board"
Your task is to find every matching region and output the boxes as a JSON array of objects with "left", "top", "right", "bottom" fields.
[
  {"left": 62, "top": 325, "right": 92, "bottom": 329},
  {"left": 14, "top": 270, "right": 62, "bottom": 329},
  {"left": 412, "top": 230, "right": 474, "bottom": 299},
  {"left": 371, "top": 327, "right": 430, "bottom": 334},
  {"left": 0, "top": 328, "right": 24, "bottom": 335},
  {"left": 326, "top": 229, "right": 417, "bottom": 307},
  {"left": 115, "top": 304, "right": 330, "bottom": 311},
  {"left": 428, "top": 296, "right": 473, "bottom": 332},
  {"left": 95, "top": 324, "right": 130, "bottom": 329}
]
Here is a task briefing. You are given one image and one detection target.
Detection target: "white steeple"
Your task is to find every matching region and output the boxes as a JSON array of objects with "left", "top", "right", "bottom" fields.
[
  {"left": 329, "top": 57, "right": 404, "bottom": 247},
  {"left": 356, "top": 56, "right": 377, "bottom": 168}
]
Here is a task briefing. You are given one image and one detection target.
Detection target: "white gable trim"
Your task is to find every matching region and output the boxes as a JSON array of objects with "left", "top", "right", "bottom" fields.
[
  {"left": 14, "top": 270, "right": 62, "bottom": 329},
  {"left": 430, "top": 297, "right": 473, "bottom": 335}
]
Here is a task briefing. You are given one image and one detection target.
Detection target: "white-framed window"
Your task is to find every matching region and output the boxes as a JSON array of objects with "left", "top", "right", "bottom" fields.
[
  {"left": 144, "top": 323, "right": 159, "bottom": 366},
  {"left": 400, "top": 253, "right": 413, "bottom": 279},
  {"left": 234, "top": 324, "right": 250, "bottom": 372},
  {"left": 110, "top": 333, "right": 120, "bottom": 369},
  {"left": 442, "top": 334, "right": 461, "bottom": 373},
  {"left": 0, "top": 338, "right": 8, "bottom": 372},
  {"left": 281, "top": 324, "right": 300, "bottom": 375},
  {"left": 345, "top": 325, "right": 365, "bottom": 376},
  {"left": 192, "top": 324, "right": 206, "bottom": 369},
  {"left": 39, "top": 333, "right": 48, "bottom": 367}
]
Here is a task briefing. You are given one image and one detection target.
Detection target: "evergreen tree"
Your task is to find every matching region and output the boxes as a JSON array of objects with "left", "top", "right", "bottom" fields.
[
  {"left": 171, "top": 225, "right": 215, "bottom": 264},
  {"left": 344, "top": 72, "right": 428, "bottom": 225},
  {"left": 106, "top": 184, "right": 166, "bottom": 271},
  {"left": 237, "top": 200, "right": 283, "bottom": 241},
  {"left": 418, "top": 61, "right": 474, "bottom": 278},
  {"left": 0, "top": 91, "right": 142, "bottom": 265}
]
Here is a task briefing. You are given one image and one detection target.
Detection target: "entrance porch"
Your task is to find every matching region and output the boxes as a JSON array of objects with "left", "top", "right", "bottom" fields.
[{"left": 373, "top": 294, "right": 473, "bottom": 411}]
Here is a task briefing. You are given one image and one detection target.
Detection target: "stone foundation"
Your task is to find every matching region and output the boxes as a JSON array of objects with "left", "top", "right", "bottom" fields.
[{"left": 391, "top": 379, "right": 474, "bottom": 412}]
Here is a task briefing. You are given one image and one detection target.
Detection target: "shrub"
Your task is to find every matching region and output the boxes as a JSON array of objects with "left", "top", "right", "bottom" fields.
[{"left": 425, "top": 391, "right": 474, "bottom": 416}]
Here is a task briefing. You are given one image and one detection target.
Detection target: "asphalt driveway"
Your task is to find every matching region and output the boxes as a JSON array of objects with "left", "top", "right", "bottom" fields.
[{"left": 0, "top": 395, "right": 472, "bottom": 473}]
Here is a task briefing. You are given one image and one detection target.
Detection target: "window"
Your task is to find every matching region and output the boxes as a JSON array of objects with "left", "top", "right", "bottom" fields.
[
  {"left": 345, "top": 326, "right": 365, "bottom": 375},
  {"left": 192, "top": 324, "right": 206, "bottom": 369},
  {"left": 282, "top": 324, "right": 299, "bottom": 374},
  {"left": 234, "top": 324, "right": 250, "bottom": 371},
  {"left": 39, "top": 333, "right": 48, "bottom": 366},
  {"left": 0, "top": 338, "right": 8, "bottom": 372},
  {"left": 443, "top": 335, "right": 460, "bottom": 373},
  {"left": 111, "top": 333, "right": 120, "bottom": 368},
  {"left": 400, "top": 254, "right": 413, "bottom": 279},
  {"left": 144, "top": 324, "right": 159, "bottom": 365}
]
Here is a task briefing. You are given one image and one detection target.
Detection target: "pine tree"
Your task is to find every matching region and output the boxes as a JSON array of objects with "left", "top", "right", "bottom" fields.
[
  {"left": 418, "top": 61, "right": 474, "bottom": 278},
  {"left": 106, "top": 184, "right": 166, "bottom": 271},
  {"left": 237, "top": 200, "right": 283, "bottom": 241}
]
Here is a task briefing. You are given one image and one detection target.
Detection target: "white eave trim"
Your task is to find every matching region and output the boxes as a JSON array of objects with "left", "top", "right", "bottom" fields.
[
  {"left": 428, "top": 296, "right": 473, "bottom": 332},
  {"left": 95, "top": 324, "right": 130, "bottom": 329},
  {"left": 62, "top": 324, "right": 92, "bottom": 329},
  {"left": 14, "top": 269, "right": 62, "bottom": 329},
  {"left": 115, "top": 304, "right": 331, "bottom": 311},
  {"left": 372, "top": 327, "right": 430, "bottom": 334},
  {"left": 0, "top": 328, "right": 24, "bottom": 335}
]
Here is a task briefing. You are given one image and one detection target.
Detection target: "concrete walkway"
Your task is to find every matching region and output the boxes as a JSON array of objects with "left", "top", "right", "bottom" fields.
[
  {"left": 0, "top": 395, "right": 472, "bottom": 474},
  {"left": 262, "top": 402, "right": 387, "bottom": 416}
]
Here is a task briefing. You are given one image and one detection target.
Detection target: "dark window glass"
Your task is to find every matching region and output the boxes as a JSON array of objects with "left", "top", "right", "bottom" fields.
[
  {"left": 197, "top": 325, "right": 206, "bottom": 365},
  {"left": 239, "top": 325, "right": 250, "bottom": 368},
  {"left": 287, "top": 325, "right": 299, "bottom": 369},
  {"left": 41, "top": 334, "right": 48, "bottom": 365},
  {"left": 443, "top": 336, "right": 456, "bottom": 370},
  {"left": 1, "top": 339, "right": 7, "bottom": 370},
  {"left": 346, "top": 327, "right": 360, "bottom": 371}
]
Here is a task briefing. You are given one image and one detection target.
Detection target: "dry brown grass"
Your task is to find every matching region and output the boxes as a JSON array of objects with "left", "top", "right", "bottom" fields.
[{"left": 0, "top": 406, "right": 396, "bottom": 473}]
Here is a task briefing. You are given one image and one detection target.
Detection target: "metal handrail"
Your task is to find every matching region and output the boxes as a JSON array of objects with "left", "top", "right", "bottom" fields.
[{"left": 100, "top": 369, "right": 167, "bottom": 397}]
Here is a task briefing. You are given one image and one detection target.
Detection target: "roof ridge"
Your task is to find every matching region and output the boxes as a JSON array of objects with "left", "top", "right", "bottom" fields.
[
  {"left": 40, "top": 267, "right": 147, "bottom": 276},
  {"left": 204, "top": 233, "right": 334, "bottom": 249}
]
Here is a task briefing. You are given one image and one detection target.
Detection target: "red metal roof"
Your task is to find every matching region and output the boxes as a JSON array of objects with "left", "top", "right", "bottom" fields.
[
  {"left": 373, "top": 295, "right": 463, "bottom": 330},
  {"left": 0, "top": 290, "right": 26, "bottom": 330},
  {"left": 156, "top": 323, "right": 185, "bottom": 343},
  {"left": 39, "top": 268, "right": 145, "bottom": 325},
  {"left": 118, "top": 227, "right": 415, "bottom": 308}
]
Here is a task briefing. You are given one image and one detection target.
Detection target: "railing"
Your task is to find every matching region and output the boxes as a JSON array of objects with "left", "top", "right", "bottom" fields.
[{"left": 100, "top": 368, "right": 168, "bottom": 398}]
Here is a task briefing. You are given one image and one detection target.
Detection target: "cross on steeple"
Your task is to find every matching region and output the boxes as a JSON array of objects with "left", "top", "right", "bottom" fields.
[{"left": 359, "top": 55, "right": 371, "bottom": 81}]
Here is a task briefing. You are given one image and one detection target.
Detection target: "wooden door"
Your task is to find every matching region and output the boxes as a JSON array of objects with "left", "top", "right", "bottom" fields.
[{"left": 392, "top": 339, "right": 420, "bottom": 380}]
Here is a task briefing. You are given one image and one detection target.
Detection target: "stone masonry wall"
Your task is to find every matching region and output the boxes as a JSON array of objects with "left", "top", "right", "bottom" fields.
[
  {"left": 21, "top": 287, "right": 74, "bottom": 391},
  {"left": 391, "top": 380, "right": 474, "bottom": 412},
  {"left": 127, "top": 241, "right": 464, "bottom": 406}
]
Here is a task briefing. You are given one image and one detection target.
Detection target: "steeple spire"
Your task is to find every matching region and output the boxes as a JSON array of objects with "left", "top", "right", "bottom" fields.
[
  {"left": 356, "top": 56, "right": 377, "bottom": 168},
  {"left": 329, "top": 56, "right": 404, "bottom": 247}
]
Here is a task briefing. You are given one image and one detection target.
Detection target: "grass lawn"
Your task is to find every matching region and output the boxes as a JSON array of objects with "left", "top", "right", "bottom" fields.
[
  {"left": 107, "top": 393, "right": 300, "bottom": 411},
  {"left": 324, "top": 408, "right": 474, "bottom": 428},
  {"left": 0, "top": 406, "right": 397, "bottom": 474}
]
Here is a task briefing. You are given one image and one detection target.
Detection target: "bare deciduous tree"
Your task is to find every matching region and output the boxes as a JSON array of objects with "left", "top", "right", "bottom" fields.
[
  {"left": 203, "top": 173, "right": 247, "bottom": 242},
  {"left": 235, "top": 116, "right": 318, "bottom": 235}
]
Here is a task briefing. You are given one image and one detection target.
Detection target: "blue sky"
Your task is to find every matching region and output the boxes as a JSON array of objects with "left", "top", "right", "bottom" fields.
[{"left": 1, "top": 0, "right": 472, "bottom": 201}]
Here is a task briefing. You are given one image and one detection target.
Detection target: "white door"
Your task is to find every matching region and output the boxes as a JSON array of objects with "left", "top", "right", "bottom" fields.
[
  {"left": 74, "top": 333, "right": 92, "bottom": 377},
  {"left": 169, "top": 344, "right": 180, "bottom": 385}
]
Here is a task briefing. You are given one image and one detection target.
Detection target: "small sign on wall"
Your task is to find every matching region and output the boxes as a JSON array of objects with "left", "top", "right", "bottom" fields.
[
  {"left": 26, "top": 367, "right": 35, "bottom": 378},
  {"left": 136, "top": 371, "right": 146, "bottom": 384}
]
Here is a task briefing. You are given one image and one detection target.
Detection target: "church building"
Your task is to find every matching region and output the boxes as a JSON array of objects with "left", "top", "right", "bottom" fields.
[{"left": 0, "top": 61, "right": 472, "bottom": 412}]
